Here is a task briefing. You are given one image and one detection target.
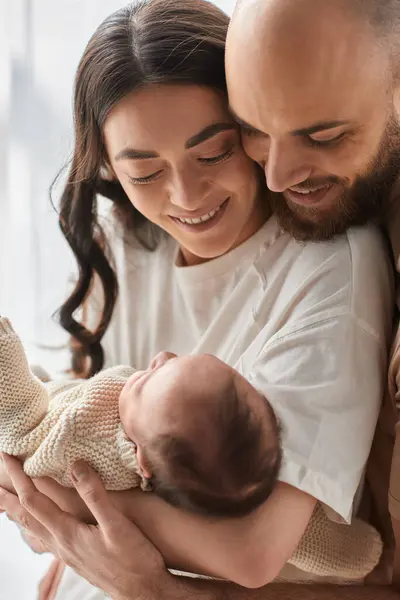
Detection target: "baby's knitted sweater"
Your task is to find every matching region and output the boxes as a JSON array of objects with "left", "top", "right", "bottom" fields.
[
  {"left": 0, "top": 318, "right": 141, "bottom": 489},
  {"left": 0, "top": 318, "right": 383, "bottom": 579}
]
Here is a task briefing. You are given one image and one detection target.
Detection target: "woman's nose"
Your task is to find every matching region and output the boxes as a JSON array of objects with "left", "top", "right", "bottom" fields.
[{"left": 168, "top": 169, "right": 207, "bottom": 211}]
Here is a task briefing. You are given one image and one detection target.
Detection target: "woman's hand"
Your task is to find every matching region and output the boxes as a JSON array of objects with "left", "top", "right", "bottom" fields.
[{"left": 0, "top": 454, "right": 173, "bottom": 600}]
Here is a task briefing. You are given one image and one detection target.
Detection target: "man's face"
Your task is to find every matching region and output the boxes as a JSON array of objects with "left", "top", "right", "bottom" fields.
[{"left": 226, "top": 0, "right": 400, "bottom": 240}]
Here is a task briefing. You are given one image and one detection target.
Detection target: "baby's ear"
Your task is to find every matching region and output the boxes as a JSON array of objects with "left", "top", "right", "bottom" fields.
[
  {"left": 136, "top": 444, "right": 152, "bottom": 479},
  {"left": 150, "top": 351, "right": 177, "bottom": 370}
]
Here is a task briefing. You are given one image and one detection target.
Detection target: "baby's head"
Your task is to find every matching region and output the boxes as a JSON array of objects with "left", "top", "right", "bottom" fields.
[{"left": 119, "top": 353, "right": 281, "bottom": 518}]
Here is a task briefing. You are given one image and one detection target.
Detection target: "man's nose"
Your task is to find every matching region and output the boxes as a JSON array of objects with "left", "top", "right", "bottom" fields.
[{"left": 265, "top": 140, "right": 312, "bottom": 193}]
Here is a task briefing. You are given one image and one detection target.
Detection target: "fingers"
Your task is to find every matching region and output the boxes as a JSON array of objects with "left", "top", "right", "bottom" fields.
[
  {"left": 38, "top": 559, "right": 66, "bottom": 600},
  {"left": 71, "top": 461, "right": 127, "bottom": 535},
  {"left": 20, "top": 528, "right": 50, "bottom": 554},
  {"left": 0, "top": 486, "right": 50, "bottom": 542},
  {"left": 1, "top": 454, "right": 77, "bottom": 539}
]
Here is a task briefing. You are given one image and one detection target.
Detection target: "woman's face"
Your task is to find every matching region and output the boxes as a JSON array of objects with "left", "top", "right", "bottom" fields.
[{"left": 103, "top": 84, "right": 267, "bottom": 265}]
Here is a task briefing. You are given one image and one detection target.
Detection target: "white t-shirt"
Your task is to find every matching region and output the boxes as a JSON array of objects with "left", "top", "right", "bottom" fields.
[{"left": 87, "top": 215, "right": 392, "bottom": 523}]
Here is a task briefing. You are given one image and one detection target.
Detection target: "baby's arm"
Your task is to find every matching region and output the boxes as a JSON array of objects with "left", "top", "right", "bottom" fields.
[
  {"left": 0, "top": 318, "right": 50, "bottom": 455},
  {"left": 0, "top": 320, "right": 137, "bottom": 491}
]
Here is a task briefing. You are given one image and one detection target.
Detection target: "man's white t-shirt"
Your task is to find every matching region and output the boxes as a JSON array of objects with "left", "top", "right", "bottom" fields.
[{"left": 86, "top": 215, "right": 392, "bottom": 523}]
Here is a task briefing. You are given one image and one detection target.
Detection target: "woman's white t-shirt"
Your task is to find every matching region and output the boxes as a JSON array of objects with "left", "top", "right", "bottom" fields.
[{"left": 87, "top": 215, "right": 392, "bottom": 523}]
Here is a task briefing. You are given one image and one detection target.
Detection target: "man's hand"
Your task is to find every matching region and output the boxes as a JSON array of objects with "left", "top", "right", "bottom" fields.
[
  {"left": 0, "top": 454, "right": 173, "bottom": 600},
  {"left": 2, "top": 455, "right": 399, "bottom": 600},
  {"left": 0, "top": 453, "right": 316, "bottom": 589}
]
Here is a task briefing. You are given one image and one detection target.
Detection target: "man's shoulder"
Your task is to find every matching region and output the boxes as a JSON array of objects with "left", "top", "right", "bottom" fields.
[
  {"left": 294, "top": 224, "right": 387, "bottom": 270},
  {"left": 287, "top": 225, "right": 391, "bottom": 296},
  {"left": 256, "top": 225, "right": 389, "bottom": 295},
  {"left": 253, "top": 224, "right": 393, "bottom": 341}
]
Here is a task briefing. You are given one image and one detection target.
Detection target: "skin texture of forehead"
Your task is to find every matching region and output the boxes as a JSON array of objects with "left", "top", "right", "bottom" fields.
[
  {"left": 227, "top": 0, "right": 390, "bottom": 129},
  {"left": 143, "top": 355, "right": 270, "bottom": 443},
  {"left": 150, "top": 356, "right": 237, "bottom": 433}
]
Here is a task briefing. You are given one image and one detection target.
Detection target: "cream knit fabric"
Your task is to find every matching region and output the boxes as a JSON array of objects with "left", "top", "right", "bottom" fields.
[
  {"left": 0, "top": 317, "right": 383, "bottom": 578},
  {"left": 0, "top": 318, "right": 141, "bottom": 490}
]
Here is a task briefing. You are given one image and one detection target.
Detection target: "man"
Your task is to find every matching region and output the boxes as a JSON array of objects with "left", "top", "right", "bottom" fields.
[
  {"left": 226, "top": 0, "right": 400, "bottom": 243},
  {"left": 1, "top": 1, "right": 399, "bottom": 599},
  {"left": 226, "top": 0, "right": 400, "bottom": 591}
]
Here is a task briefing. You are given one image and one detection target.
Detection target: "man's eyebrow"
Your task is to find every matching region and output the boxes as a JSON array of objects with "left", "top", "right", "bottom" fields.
[
  {"left": 230, "top": 109, "right": 351, "bottom": 138},
  {"left": 229, "top": 110, "right": 265, "bottom": 135},
  {"left": 185, "top": 122, "right": 236, "bottom": 149},
  {"left": 291, "top": 121, "right": 351, "bottom": 137},
  {"left": 115, "top": 148, "right": 159, "bottom": 161}
]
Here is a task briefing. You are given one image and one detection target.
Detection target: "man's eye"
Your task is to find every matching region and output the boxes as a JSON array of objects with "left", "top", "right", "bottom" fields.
[
  {"left": 307, "top": 132, "right": 347, "bottom": 148},
  {"left": 128, "top": 170, "right": 163, "bottom": 185},
  {"left": 199, "top": 147, "right": 234, "bottom": 165}
]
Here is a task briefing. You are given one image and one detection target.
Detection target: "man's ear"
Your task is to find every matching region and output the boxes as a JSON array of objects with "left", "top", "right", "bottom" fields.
[{"left": 136, "top": 444, "right": 152, "bottom": 479}]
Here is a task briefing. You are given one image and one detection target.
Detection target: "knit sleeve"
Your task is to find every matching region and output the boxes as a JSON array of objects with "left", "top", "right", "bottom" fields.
[
  {"left": 0, "top": 317, "right": 50, "bottom": 455},
  {"left": 22, "top": 365, "right": 141, "bottom": 490}
]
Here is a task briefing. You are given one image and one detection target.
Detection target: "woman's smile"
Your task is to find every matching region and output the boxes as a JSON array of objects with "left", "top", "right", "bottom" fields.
[{"left": 169, "top": 197, "right": 230, "bottom": 232}]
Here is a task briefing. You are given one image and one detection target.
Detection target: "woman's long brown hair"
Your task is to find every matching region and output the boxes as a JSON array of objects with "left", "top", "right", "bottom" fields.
[{"left": 54, "top": 0, "right": 229, "bottom": 377}]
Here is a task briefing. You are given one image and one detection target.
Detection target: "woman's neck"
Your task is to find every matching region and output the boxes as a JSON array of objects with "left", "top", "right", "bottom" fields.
[{"left": 179, "top": 194, "right": 272, "bottom": 267}]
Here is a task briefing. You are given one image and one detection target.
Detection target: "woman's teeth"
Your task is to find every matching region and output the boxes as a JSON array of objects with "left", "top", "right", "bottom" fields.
[{"left": 178, "top": 204, "right": 222, "bottom": 225}]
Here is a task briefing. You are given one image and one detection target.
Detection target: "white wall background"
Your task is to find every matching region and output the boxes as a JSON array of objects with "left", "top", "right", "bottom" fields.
[{"left": 0, "top": 1, "right": 236, "bottom": 598}]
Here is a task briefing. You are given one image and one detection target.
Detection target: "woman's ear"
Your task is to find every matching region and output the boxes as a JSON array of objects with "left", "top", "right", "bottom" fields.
[
  {"left": 99, "top": 163, "right": 116, "bottom": 181},
  {"left": 100, "top": 152, "right": 117, "bottom": 181}
]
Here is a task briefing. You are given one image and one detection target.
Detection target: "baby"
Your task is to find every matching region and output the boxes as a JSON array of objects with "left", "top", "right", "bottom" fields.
[
  {"left": 0, "top": 317, "right": 281, "bottom": 518},
  {"left": 0, "top": 317, "right": 385, "bottom": 579}
]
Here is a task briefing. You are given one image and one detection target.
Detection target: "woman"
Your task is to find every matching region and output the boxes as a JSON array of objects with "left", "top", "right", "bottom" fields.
[{"left": 0, "top": 0, "right": 392, "bottom": 597}]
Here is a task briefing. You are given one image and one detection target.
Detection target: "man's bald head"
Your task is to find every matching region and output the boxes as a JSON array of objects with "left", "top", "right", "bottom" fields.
[
  {"left": 232, "top": 0, "right": 400, "bottom": 62},
  {"left": 227, "top": 0, "right": 400, "bottom": 240}
]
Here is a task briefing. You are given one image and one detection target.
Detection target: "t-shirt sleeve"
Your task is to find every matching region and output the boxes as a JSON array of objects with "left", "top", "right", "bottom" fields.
[{"left": 248, "top": 313, "right": 386, "bottom": 523}]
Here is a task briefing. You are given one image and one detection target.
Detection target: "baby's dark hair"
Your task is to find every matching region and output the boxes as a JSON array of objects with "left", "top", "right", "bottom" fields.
[{"left": 145, "top": 381, "right": 282, "bottom": 518}]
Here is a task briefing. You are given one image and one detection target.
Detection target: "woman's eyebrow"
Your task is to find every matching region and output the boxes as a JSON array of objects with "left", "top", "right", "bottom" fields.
[
  {"left": 185, "top": 122, "right": 236, "bottom": 149},
  {"left": 114, "top": 122, "right": 235, "bottom": 161},
  {"left": 115, "top": 148, "right": 159, "bottom": 161}
]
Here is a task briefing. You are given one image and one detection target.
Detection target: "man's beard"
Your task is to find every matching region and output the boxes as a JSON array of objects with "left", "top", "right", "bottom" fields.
[{"left": 269, "top": 117, "right": 400, "bottom": 241}]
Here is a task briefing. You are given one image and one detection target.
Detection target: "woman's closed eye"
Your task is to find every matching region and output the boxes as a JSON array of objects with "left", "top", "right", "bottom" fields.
[
  {"left": 128, "top": 146, "right": 235, "bottom": 185},
  {"left": 128, "top": 170, "right": 164, "bottom": 185},
  {"left": 198, "top": 146, "right": 235, "bottom": 165}
]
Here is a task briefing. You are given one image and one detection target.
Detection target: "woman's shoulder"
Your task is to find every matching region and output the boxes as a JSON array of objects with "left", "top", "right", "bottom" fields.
[
  {"left": 97, "top": 204, "right": 176, "bottom": 272},
  {"left": 85, "top": 204, "right": 177, "bottom": 327}
]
